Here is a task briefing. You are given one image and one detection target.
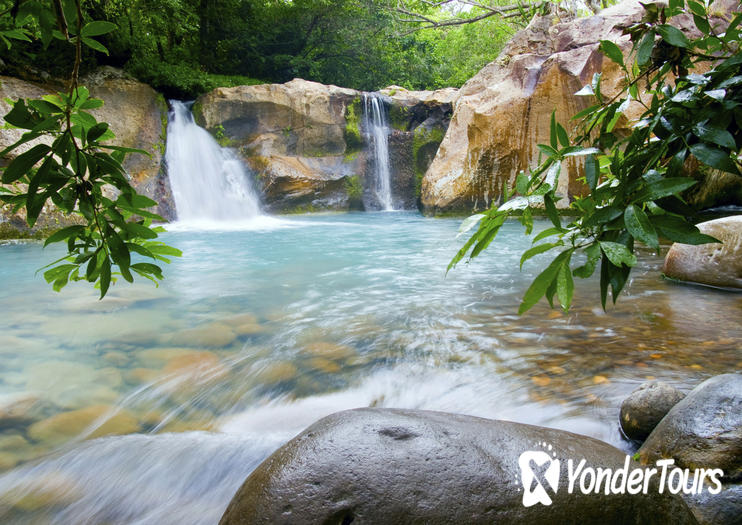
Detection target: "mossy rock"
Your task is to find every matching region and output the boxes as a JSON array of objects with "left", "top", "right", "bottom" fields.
[
  {"left": 344, "top": 96, "right": 363, "bottom": 152},
  {"left": 388, "top": 104, "right": 411, "bottom": 131}
]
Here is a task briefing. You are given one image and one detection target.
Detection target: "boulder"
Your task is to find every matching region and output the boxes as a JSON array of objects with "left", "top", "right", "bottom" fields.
[
  {"left": 420, "top": 1, "right": 737, "bottom": 214},
  {"left": 639, "top": 374, "right": 742, "bottom": 478},
  {"left": 620, "top": 381, "right": 686, "bottom": 442},
  {"left": 221, "top": 408, "right": 696, "bottom": 524},
  {"left": 0, "top": 69, "right": 174, "bottom": 237},
  {"left": 662, "top": 216, "right": 742, "bottom": 290},
  {"left": 194, "top": 80, "right": 455, "bottom": 212}
]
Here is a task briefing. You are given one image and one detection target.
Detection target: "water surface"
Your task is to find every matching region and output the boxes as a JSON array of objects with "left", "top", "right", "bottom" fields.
[{"left": 0, "top": 212, "right": 739, "bottom": 523}]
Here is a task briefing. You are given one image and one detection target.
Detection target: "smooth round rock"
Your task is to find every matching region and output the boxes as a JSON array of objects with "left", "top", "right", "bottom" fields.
[
  {"left": 221, "top": 408, "right": 696, "bottom": 524},
  {"left": 639, "top": 374, "right": 742, "bottom": 478},
  {"left": 620, "top": 381, "right": 686, "bottom": 442},
  {"left": 662, "top": 216, "right": 742, "bottom": 290}
]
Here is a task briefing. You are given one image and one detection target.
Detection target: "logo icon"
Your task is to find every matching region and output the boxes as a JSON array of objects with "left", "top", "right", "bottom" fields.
[{"left": 519, "top": 447, "right": 560, "bottom": 507}]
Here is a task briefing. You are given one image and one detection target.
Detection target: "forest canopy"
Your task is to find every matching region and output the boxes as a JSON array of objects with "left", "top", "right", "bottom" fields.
[{"left": 0, "top": 0, "right": 547, "bottom": 98}]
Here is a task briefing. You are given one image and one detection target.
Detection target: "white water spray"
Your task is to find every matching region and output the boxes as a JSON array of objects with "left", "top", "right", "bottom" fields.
[
  {"left": 362, "top": 93, "right": 394, "bottom": 210},
  {"left": 165, "top": 100, "right": 261, "bottom": 223}
]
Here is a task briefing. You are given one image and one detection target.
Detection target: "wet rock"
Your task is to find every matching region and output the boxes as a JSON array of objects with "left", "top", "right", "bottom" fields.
[
  {"left": 163, "top": 351, "right": 225, "bottom": 377},
  {"left": 221, "top": 408, "right": 696, "bottom": 524},
  {"left": 639, "top": 374, "right": 742, "bottom": 479},
  {"left": 663, "top": 216, "right": 742, "bottom": 290},
  {"left": 169, "top": 323, "right": 237, "bottom": 348},
  {"left": 0, "top": 393, "right": 40, "bottom": 429},
  {"left": 684, "top": 482, "right": 742, "bottom": 525},
  {"left": 303, "top": 341, "right": 356, "bottom": 360},
  {"left": 232, "top": 322, "right": 266, "bottom": 336},
  {"left": 257, "top": 362, "right": 298, "bottom": 384},
  {"left": 0, "top": 70, "right": 173, "bottom": 236},
  {"left": 27, "top": 405, "right": 140, "bottom": 446},
  {"left": 306, "top": 357, "right": 340, "bottom": 374},
  {"left": 620, "top": 381, "right": 686, "bottom": 442}
]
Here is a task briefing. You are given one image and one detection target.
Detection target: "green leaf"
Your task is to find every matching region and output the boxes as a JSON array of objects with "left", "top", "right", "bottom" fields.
[
  {"left": 515, "top": 172, "right": 529, "bottom": 195},
  {"left": 599, "top": 241, "right": 637, "bottom": 267},
  {"left": 81, "top": 21, "right": 118, "bottom": 37},
  {"left": 533, "top": 227, "right": 564, "bottom": 243},
  {"left": 2, "top": 144, "right": 50, "bottom": 183},
  {"left": 689, "top": 143, "right": 740, "bottom": 174},
  {"left": 124, "top": 223, "right": 158, "bottom": 240},
  {"left": 686, "top": 0, "right": 707, "bottom": 17},
  {"left": 87, "top": 123, "right": 110, "bottom": 144},
  {"left": 584, "top": 154, "right": 599, "bottom": 190},
  {"left": 82, "top": 37, "right": 109, "bottom": 55},
  {"left": 637, "top": 31, "right": 655, "bottom": 66},
  {"left": 537, "top": 144, "right": 560, "bottom": 159},
  {"left": 457, "top": 213, "right": 485, "bottom": 237},
  {"left": 99, "top": 257, "right": 112, "bottom": 298},
  {"left": 634, "top": 177, "right": 697, "bottom": 202},
  {"left": 544, "top": 193, "right": 560, "bottom": 229},
  {"left": 79, "top": 98, "right": 104, "bottom": 110},
  {"left": 556, "top": 262, "right": 574, "bottom": 311},
  {"left": 693, "top": 124, "right": 736, "bottom": 149},
  {"left": 519, "top": 249, "right": 573, "bottom": 314},
  {"left": 107, "top": 231, "right": 131, "bottom": 270},
  {"left": 657, "top": 24, "right": 690, "bottom": 48},
  {"left": 550, "top": 110, "right": 558, "bottom": 149},
  {"left": 520, "top": 242, "right": 561, "bottom": 269},
  {"left": 653, "top": 215, "right": 721, "bottom": 245},
  {"left": 624, "top": 204, "right": 659, "bottom": 249},
  {"left": 600, "top": 40, "right": 624, "bottom": 67},
  {"left": 44, "top": 225, "right": 86, "bottom": 247}
]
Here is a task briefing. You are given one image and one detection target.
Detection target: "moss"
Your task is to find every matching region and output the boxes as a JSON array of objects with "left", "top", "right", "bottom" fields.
[
  {"left": 344, "top": 175, "right": 362, "bottom": 200},
  {"left": 191, "top": 100, "right": 205, "bottom": 127},
  {"left": 344, "top": 97, "right": 363, "bottom": 152},
  {"left": 211, "top": 124, "right": 234, "bottom": 147},
  {"left": 0, "top": 222, "right": 55, "bottom": 241},
  {"left": 412, "top": 126, "right": 446, "bottom": 197},
  {"left": 388, "top": 104, "right": 410, "bottom": 131}
]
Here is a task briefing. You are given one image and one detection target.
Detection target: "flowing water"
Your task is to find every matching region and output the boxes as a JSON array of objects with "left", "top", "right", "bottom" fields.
[
  {"left": 362, "top": 94, "right": 393, "bottom": 211},
  {"left": 0, "top": 213, "right": 740, "bottom": 523},
  {"left": 165, "top": 101, "right": 262, "bottom": 223}
]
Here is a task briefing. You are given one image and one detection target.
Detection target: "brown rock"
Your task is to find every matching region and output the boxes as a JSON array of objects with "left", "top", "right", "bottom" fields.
[
  {"left": 27, "top": 405, "right": 140, "bottom": 445},
  {"left": 663, "top": 216, "right": 742, "bottom": 289}
]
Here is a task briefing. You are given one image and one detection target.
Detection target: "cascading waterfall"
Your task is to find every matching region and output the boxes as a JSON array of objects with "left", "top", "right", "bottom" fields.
[
  {"left": 165, "top": 100, "right": 261, "bottom": 223},
  {"left": 362, "top": 93, "right": 394, "bottom": 211}
]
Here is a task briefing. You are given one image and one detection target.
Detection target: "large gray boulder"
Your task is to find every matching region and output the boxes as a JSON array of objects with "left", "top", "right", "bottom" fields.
[
  {"left": 663, "top": 216, "right": 742, "bottom": 290},
  {"left": 221, "top": 408, "right": 696, "bottom": 524},
  {"left": 639, "top": 373, "right": 742, "bottom": 478},
  {"left": 620, "top": 381, "right": 686, "bottom": 442}
]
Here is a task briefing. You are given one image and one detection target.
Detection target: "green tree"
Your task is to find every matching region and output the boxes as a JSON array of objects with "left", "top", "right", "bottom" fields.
[
  {"left": 450, "top": 0, "right": 741, "bottom": 312},
  {"left": 1, "top": 0, "right": 181, "bottom": 298}
]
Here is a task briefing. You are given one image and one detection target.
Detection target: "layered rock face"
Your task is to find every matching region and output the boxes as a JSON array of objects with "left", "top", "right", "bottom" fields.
[
  {"left": 194, "top": 79, "right": 362, "bottom": 212},
  {"left": 420, "top": 1, "right": 728, "bottom": 214},
  {"left": 194, "top": 79, "right": 455, "bottom": 212},
  {"left": 0, "top": 69, "right": 173, "bottom": 235}
]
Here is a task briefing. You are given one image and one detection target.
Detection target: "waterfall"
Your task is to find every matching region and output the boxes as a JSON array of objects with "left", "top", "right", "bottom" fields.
[
  {"left": 165, "top": 100, "right": 261, "bottom": 223},
  {"left": 362, "top": 93, "right": 394, "bottom": 211}
]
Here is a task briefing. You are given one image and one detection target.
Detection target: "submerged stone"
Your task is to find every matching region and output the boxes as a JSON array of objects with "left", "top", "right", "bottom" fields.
[{"left": 27, "top": 405, "right": 140, "bottom": 446}]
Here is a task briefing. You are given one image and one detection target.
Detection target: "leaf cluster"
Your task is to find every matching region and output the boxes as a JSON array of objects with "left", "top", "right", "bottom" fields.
[{"left": 450, "top": 0, "right": 739, "bottom": 313}]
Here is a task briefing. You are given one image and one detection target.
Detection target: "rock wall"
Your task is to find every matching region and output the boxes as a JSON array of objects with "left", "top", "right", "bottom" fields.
[
  {"left": 0, "top": 68, "right": 173, "bottom": 236},
  {"left": 420, "top": 1, "right": 737, "bottom": 215},
  {"left": 194, "top": 79, "right": 455, "bottom": 212}
]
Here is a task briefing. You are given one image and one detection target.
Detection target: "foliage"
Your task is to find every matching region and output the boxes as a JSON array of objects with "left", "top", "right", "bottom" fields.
[
  {"left": 1, "top": 0, "right": 535, "bottom": 96},
  {"left": 450, "top": 0, "right": 741, "bottom": 313},
  {"left": 1, "top": 0, "right": 181, "bottom": 298}
]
